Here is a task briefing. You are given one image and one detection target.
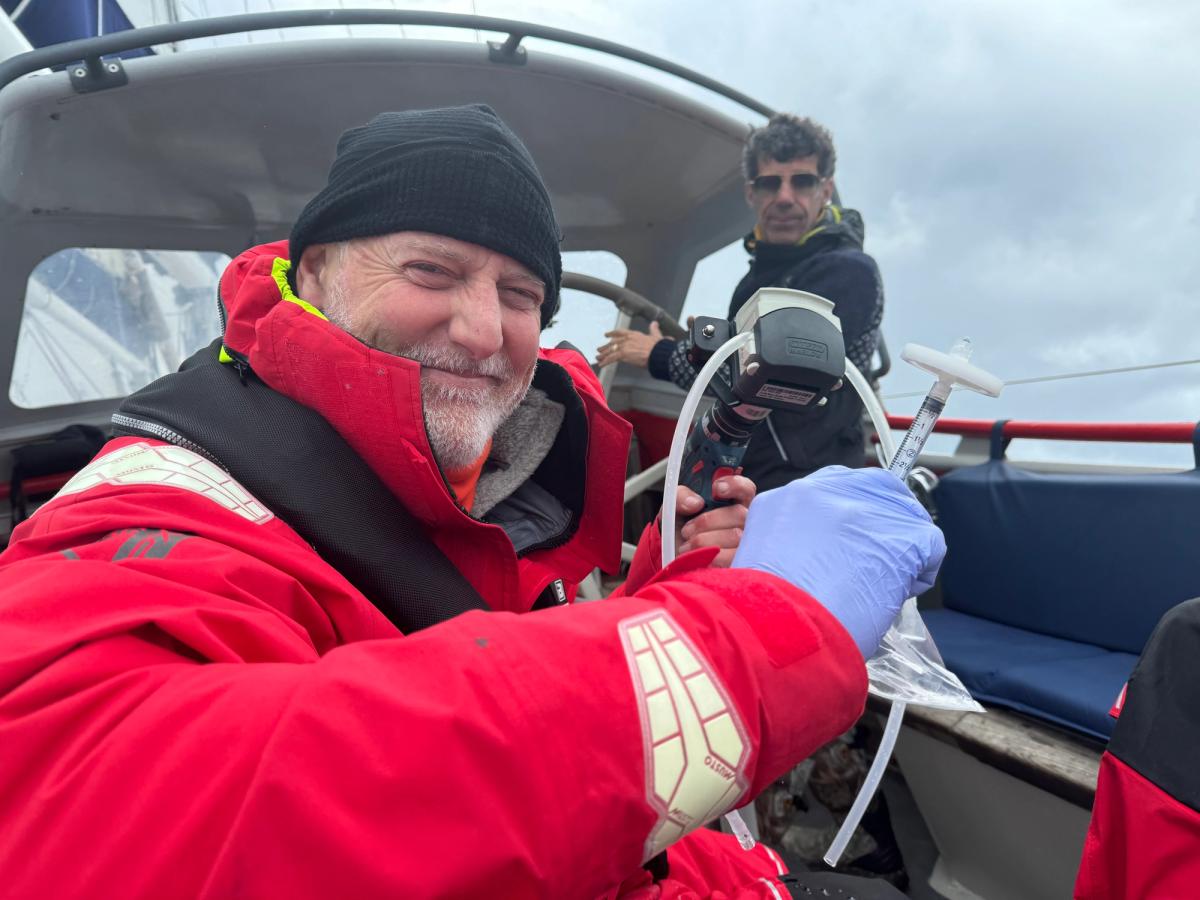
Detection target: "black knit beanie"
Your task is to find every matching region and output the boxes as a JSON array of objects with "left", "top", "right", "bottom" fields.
[{"left": 289, "top": 104, "right": 562, "bottom": 328}]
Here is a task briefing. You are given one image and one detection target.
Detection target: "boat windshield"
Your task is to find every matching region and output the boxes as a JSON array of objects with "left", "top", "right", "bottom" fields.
[
  {"left": 10, "top": 247, "right": 628, "bottom": 410},
  {"left": 10, "top": 248, "right": 226, "bottom": 409}
]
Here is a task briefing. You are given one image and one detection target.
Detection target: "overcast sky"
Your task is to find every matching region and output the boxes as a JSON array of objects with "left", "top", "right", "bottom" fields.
[
  {"left": 155, "top": 1, "right": 1200, "bottom": 465},
  {"left": 519, "top": 0, "right": 1200, "bottom": 466}
]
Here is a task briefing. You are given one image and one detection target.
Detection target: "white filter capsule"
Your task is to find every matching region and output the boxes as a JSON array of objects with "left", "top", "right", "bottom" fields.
[{"left": 900, "top": 342, "right": 1004, "bottom": 399}]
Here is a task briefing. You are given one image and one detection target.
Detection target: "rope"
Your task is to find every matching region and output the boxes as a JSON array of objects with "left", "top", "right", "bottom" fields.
[
  {"left": 9, "top": 0, "right": 36, "bottom": 23},
  {"left": 882, "top": 356, "right": 1200, "bottom": 400}
]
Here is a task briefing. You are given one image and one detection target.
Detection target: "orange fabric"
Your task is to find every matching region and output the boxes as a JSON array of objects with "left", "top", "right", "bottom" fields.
[{"left": 444, "top": 440, "right": 492, "bottom": 512}]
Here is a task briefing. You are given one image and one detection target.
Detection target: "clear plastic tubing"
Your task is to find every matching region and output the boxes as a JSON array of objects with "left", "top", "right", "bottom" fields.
[
  {"left": 823, "top": 364, "right": 943, "bottom": 868},
  {"left": 661, "top": 331, "right": 753, "bottom": 565},
  {"left": 661, "top": 330, "right": 756, "bottom": 848},
  {"left": 823, "top": 700, "right": 907, "bottom": 867},
  {"left": 662, "top": 340, "right": 930, "bottom": 857},
  {"left": 843, "top": 359, "right": 897, "bottom": 465}
]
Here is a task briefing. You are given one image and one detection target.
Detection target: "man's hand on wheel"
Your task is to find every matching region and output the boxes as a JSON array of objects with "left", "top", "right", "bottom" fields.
[{"left": 596, "top": 322, "right": 664, "bottom": 368}]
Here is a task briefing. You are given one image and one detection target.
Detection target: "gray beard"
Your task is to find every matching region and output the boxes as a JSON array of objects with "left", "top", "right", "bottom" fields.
[
  {"left": 321, "top": 286, "right": 533, "bottom": 470},
  {"left": 413, "top": 356, "right": 532, "bottom": 470}
]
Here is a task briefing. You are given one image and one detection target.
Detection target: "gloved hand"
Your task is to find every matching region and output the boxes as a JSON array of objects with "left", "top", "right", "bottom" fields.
[{"left": 731, "top": 466, "right": 946, "bottom": 660}]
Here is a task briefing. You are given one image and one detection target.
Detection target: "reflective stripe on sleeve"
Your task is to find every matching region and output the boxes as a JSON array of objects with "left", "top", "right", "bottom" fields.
[
  {"left": 619, "top": 610, "right": 750, "bottom": 860},
  {"left": 53, "top": 442, "right": 273, "bottom": 524}
]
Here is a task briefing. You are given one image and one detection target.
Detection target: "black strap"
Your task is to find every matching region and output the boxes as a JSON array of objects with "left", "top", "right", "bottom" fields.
[
  {"left": 989, "top": 419, "right": 1011, "bottom": 461},
  {"left": 9, "top": 424, "right": 107, "bottom": 528},
  {"left": 114, "top": 340, "right": 488, "bottom": 633},
  {"left": 1192, "top": 421, "right": 1200, "bottom": 469}
]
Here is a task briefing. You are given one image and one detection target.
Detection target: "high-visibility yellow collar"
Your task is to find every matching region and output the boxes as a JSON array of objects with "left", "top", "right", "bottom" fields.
[{"left": 270, "top": 257, "right": 328, "bottom": 321}]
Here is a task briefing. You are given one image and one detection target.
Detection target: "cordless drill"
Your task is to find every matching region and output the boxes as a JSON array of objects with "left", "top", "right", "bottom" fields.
[{"left": 682, "top": 288, "right": 848, "bottom": 509}]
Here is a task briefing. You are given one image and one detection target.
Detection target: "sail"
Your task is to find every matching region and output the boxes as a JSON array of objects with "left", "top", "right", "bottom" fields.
[{"left": 2, "top": 0, "right": 151, "bottom": 55}]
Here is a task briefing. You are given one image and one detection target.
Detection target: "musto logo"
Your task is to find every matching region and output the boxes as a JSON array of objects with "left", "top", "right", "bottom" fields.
[{"left": 619, "top": 611, "right": 749, "bottom": 859}]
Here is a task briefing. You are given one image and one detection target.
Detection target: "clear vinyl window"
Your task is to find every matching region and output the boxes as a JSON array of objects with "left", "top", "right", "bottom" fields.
[
  {"left": 10, "top": 248, "right": 228, "bottom": 409},
  {"left": 541, "top": 250, "right": 628, "bottom": 355}
]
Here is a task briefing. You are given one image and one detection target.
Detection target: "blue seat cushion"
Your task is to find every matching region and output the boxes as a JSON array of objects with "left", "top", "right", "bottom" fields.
[
  {"left": 925, "top": 609, "right": 1138, "bottom": 740},
  {"left": 934, "top": 461, "right": 1200, "bottom": 654}
]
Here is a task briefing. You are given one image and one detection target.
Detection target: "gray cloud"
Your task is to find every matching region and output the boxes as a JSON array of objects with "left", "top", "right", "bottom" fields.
[
  {"left": 550, "top": 0, "right": 1200, "bottom": 464},
  {"left": 174, "top": 0, "right": 1200, "bottom": 464}
]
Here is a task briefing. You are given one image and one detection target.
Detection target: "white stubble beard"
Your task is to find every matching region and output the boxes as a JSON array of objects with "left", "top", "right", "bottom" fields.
[{"left": 323, "top": 273, "right": 535, "bottom": 470}]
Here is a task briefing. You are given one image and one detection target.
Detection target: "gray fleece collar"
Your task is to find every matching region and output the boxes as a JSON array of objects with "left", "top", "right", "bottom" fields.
[{"left": 472, "top": 386, "right": 565, "bottom": 518}]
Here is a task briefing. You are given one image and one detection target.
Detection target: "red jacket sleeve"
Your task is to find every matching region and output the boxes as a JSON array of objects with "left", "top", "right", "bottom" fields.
[
  {"left": 613, "top": 517, "right": 667, "bottom": 597},
  {"left": 0, "top": 486, "right": 865, "bottom": 899}
]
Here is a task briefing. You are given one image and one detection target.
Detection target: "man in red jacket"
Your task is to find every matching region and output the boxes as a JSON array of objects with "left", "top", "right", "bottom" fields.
[{"left": 0, "top": 105, "right": 940, "bottom": 898}]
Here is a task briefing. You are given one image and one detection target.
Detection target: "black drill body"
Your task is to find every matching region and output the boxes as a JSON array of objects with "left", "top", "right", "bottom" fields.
[{"left": 681, "top": 300, "right": 846, "bottom": 510}]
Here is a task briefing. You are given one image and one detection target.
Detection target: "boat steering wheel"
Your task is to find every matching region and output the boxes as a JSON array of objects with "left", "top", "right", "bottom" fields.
[{"left": 560, "top": 272, "right": 687, "bottom": 341}]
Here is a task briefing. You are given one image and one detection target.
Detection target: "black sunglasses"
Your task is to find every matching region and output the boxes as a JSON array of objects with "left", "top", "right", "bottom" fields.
[{"left": 749, "top": 173, "right": 825, "bottom": 194}]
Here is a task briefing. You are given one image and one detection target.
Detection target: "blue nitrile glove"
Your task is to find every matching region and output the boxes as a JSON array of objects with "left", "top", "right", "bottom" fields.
[{"left": 731, "top": 466, "right": 947, "bottom": 659}]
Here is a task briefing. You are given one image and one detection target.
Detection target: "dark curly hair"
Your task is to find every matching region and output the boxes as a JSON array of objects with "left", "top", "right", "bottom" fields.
[{"left": 742, "top": 114, "right": 837, "bottom": 180}]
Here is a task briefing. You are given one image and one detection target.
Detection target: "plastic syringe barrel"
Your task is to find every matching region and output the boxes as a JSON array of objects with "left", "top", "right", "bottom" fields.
[{"left": 887, "top": 392, "right": 946, "bottom": 481}]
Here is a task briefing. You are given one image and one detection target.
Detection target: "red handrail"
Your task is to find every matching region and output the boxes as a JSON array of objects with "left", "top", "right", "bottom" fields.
[
  {"left": 2, "top": 419, "right": 1196, "bottom": 506},
  {"left": 0, "top": 473, "right": 74, "bottom": 502},
  {"left": 885, "top": 415, "right": 1199, "bottom": 444}
]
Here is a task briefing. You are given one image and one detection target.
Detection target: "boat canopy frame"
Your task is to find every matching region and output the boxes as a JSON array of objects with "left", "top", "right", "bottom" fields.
[
  {"left": 0, "top": 7, "right": 776, "bottom": 118},
  {"left": 0, "top": 10, "right": 777, "bottom": 446}
]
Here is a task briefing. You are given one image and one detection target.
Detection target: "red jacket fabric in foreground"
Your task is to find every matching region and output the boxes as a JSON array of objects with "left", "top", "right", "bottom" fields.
[
  {"left": 0, "top": 242, "right": 868, "bottom": 898},
  {"left": 1075, "top": 598, "right": 1200, "bottom": 899}
]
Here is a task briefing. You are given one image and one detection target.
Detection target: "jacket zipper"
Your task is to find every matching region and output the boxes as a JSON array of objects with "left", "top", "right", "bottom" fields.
[
  {"left": 110, "top": 413, "right": 226, "bottom": 470},
  {"left": 766, "top": 416, "right": 792, "bottom": 465}
]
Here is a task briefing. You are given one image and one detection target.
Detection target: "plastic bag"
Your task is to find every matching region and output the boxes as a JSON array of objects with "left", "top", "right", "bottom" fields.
[{"left": 866, "top": 598, "right": 983, "bottom": 712}]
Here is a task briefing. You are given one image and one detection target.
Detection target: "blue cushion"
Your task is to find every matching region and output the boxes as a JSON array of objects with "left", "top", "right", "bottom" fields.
[
  {"left": 925, "top": 609, "right": 1137, "bottom": 740},
  {"left": 933, "top": 461, "right": 1200, "bottom": 654},
  {"left": 988, "top": 652, "right": 1138, "bottom": 741}
]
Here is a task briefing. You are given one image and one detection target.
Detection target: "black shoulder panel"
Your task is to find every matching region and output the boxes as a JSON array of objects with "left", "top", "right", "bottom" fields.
[
  {"left": 115, "top": 340, "right": 487, "bottom": 633},
  {"left": 1107, "top": 597, "right": 1200, "bottom": 812}
]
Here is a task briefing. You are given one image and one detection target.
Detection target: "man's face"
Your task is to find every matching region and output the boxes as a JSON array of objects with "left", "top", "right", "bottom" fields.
[
  {"left": 298, "top": 232, "right": 544, "bottom": 469},
  {"left": 744, "top": 154, "right": 835, "bottom": 244}
]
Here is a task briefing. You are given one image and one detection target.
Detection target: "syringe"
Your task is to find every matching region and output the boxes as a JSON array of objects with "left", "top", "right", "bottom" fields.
[
  {"left": 888, "top": 338, "right": 1001, "bottom": 480},
  {"left": 823, "top": 337, "right": 1002, "bottom": 868}
]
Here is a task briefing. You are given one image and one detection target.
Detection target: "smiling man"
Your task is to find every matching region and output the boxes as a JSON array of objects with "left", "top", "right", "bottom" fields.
[
  {"left": 307, "top": 233, "right": 542, "bottom": 474},
  {"left": 598, "top": 113, "right": 885, "bottom": 490},
  {"left": 0, "top": 105, "right": 934, "bottom": 899}
]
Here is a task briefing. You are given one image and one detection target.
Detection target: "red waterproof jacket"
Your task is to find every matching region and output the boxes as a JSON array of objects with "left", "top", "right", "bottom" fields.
[
  {"left": 0, "top": 243, "right": 867, "bottom": 898},
  {"left": 1075, "top": 599, "right": 1200, "bottom": 899}
]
